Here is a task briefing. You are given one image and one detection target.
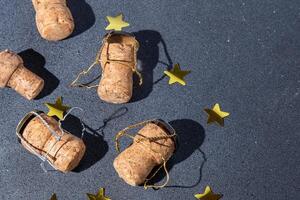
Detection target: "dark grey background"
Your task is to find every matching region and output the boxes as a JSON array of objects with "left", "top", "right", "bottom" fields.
[{"left": 0, "top": 0, "right": 299, "bottom": 199}]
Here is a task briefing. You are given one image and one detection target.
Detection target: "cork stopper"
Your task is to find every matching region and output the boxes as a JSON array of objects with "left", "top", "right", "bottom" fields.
[
  {"left": 32, "top": 0, "right": 74, "bottom": 41},
  {"left": 32, "top": 0, "right": 67, "bottom": 10},
  {"left": 113, "top": 122, "right": 175, "bottom": 186},
  {"left": 98, "top": 63, "right": 133, "bottom": 104},
  {"left": 98, "top": 33, "right": 139, "bottom": 104},
  {"left": 0, "top": 50, "right": 44, "bottom": 100},
  {"left": 21, "top": 113, "right": 86, "bottom": 172},
  {"left": 0, "top": 50, "right": 23, "bottom": 88}
]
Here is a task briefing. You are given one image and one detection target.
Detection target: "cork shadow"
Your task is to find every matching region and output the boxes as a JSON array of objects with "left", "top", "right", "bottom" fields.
[
  {"left": 61, "top": 114, "right": 108, "bottom": 172},
  {"left": 18, "top": 49, "right": 59, "bottom": 99},
  {"left": 131, "top": 30, "right": 173, "bottom": 102},
  {"left": 146, "top": 119, "right": 206, "bottom": 189},
  {"left": 68, "top": 0, "right": 95, "bottom": 38},
  {"left": 74, "top": 107, "right": 128, "bottom": 172},
  {"left": 65, "top": 107, "right": 128, "bottom": 172}
]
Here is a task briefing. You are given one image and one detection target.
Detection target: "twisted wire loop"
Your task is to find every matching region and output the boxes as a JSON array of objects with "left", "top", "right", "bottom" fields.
[
  {"left": 58, "top": 107, "right": 86, "bottom": 140},
  {"left": 69, "top": 49, "right": 102, "bottom": 89},
  {"left": 69, "top": 32, "right": 109, "bottom": 89},
  {"left": 70, "top": 31, "right": 143, "bottom": 89},
  {"left": 115, "top": 119, "right": 177, "bottom": 189},
  {"left": 16, "top": 107, "right": 86, "bottom": 172}
]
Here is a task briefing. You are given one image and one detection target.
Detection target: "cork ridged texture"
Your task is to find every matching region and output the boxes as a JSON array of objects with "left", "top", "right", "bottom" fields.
[
  {"left": 0, "top": 50, "right": 44, "bottom": 100},
  {"left": 113, "top": 123, "right": 175, "bottom": 186},
  {"left": 0, "top": 50, "right": 22, "bottom": 88},
  {"left": 32, "top": 0, "right": 74, "bottom": 41},
  {"left": 98, "top": 33, "right": 139, "bottom": 104},
  {"left": 21, "top": 113, "right": 86, "bottom": 172}
]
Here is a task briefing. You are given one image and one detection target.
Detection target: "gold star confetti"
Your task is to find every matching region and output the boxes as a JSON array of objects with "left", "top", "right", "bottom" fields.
[
  {"left": 45, "top": 97, "right": 70, "bottom": 120},
  {"left": 194, "top": 186, "right": 222, "bottom": 200},
  {"left": 204, "top": 103, "right": 230, "bottom": 126},
  {"left": 50, "top": 194, "right": 57, "bottom": 200},
  {"left": 164, "top": 63, "right": 190, "bottom": 85},
  {"left": 87, "top": 188, "right": 111, "bottom": 200},
  {"left": 105, "top": 14, "right": 130, "bottom": 31}
]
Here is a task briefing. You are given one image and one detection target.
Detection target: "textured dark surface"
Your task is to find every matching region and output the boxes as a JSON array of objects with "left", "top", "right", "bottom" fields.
[{"left": 0, "top": 0, "right": 299, "bottom": 199}]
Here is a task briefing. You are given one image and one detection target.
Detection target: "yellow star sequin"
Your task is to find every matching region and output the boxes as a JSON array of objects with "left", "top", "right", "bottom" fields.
[
  {"left": 164, "top": 63, "right": 190, "bottom": 85},
  {"left": 45, "top": 97, "right": 70, "bottom": 120},
  {"left": 204, "top": 103, "right": 230, "bottom": 127},
  {"left": 87, "top": 188, "right": 111, "bottom": 200},
  {"left": 105, "top": 14, "right": 130, "bottom": 31},
  {"left": 194, "top": 186, "right": 222, "bottom": 200},
  {"left": 50, "top": 194, "right": 57, "bottom": 200}
]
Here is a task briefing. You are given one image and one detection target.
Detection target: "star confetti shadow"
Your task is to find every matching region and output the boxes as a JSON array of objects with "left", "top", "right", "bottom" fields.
[
  {"left": 131, "top": 30, "right": 173, "bottom": 102},
  {"left": 146, "top": 119, "right": 207, "bottom": 189},
  {"left": 18, "top": 49, "right": 59, "bottom": 99}
]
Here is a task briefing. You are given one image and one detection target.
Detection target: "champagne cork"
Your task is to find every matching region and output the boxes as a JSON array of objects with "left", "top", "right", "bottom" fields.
[
  {"left": 98, "top": 32, "right": 140, "bottom": 104},
  {"left": 114, "top": 121, "right": 176, "bottom": 186},
  {"left": 18, "top": 112, "right": 86, "bottom": 172},
  {"left": 32, "top": 0, "right": 74, "bottom": 41},
  {"left": 0, "top": 50, "right": 44, "bottom": 100}
]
